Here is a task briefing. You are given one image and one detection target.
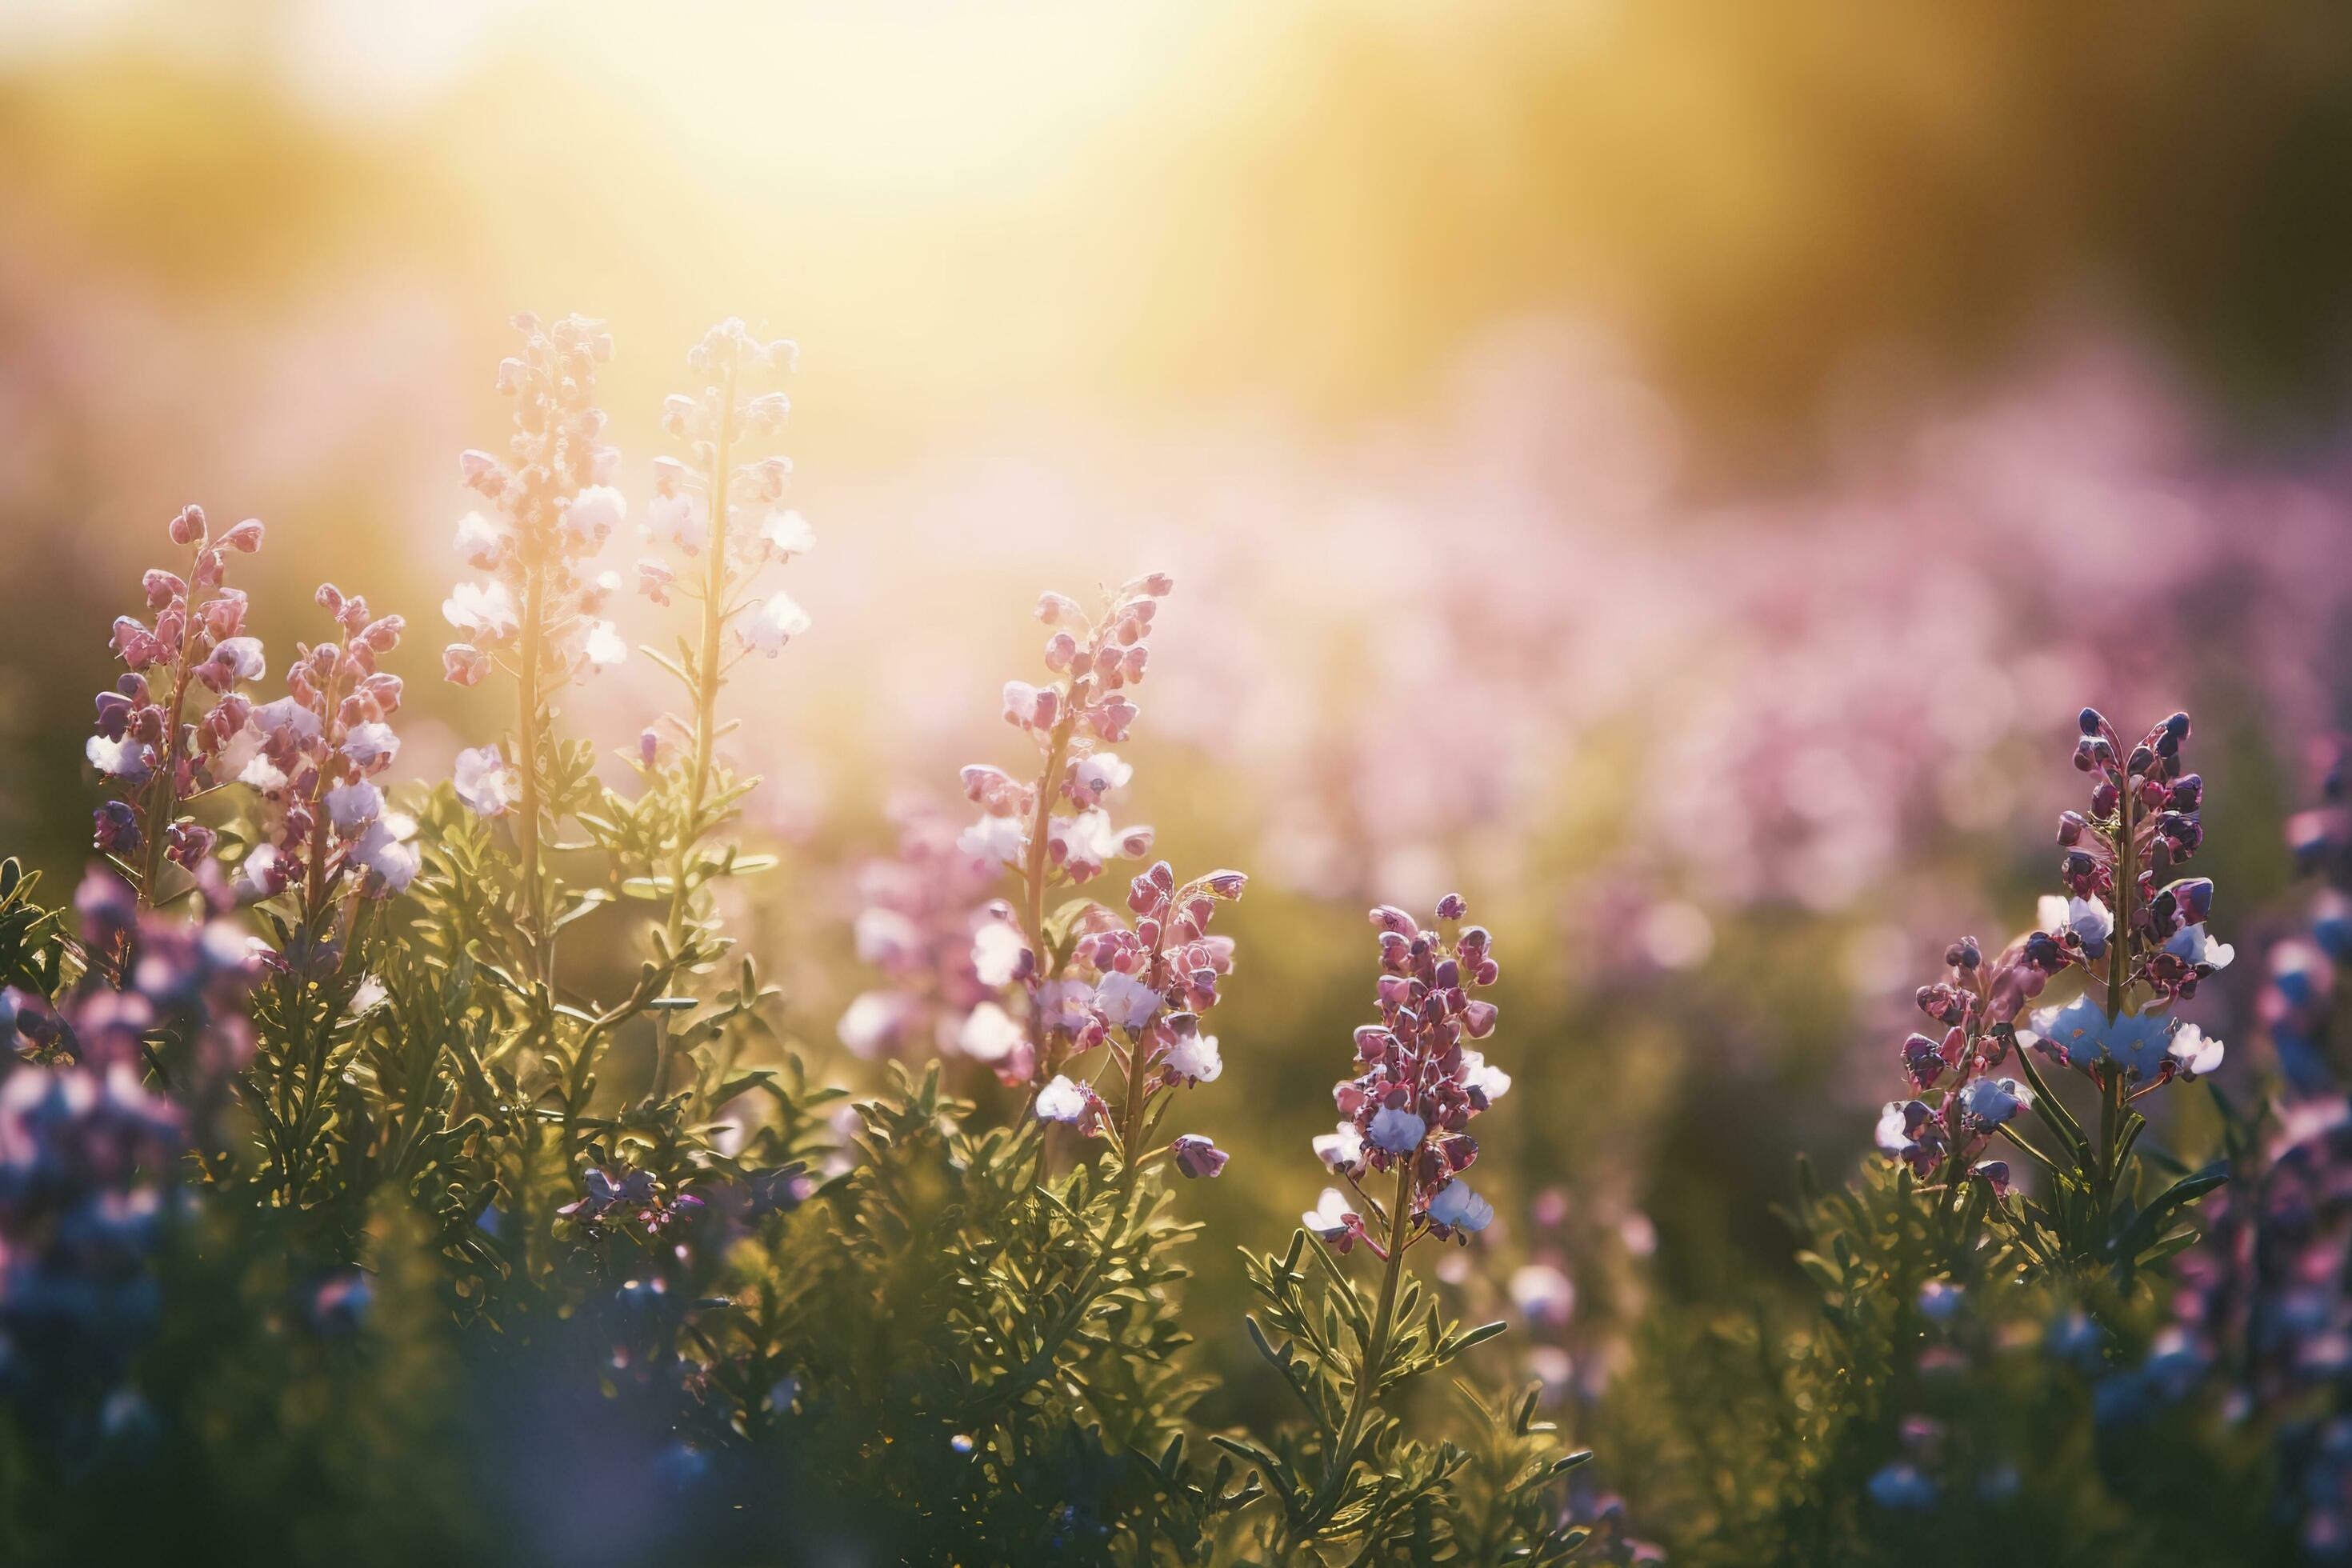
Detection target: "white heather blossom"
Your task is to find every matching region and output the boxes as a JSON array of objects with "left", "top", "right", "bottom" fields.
[
  {"left": 454, "top": 510, "right": 506, "bottom": 568},
  {"left": 836, "top": 991, "right": 906, "bottom": 1058},
  {"left": 442, "top": 580, "right": 520, "bottom": 642},
  {"left": 452, "top": 746, "right": 520, "bottom": 818},
  {"left": 1069, "top": 752, "right": 1133, "bottom": 805},
  {"left": 1312, "top": 1121, "right": 1365, "bottom": 1171},
  {"left": 238, "top": 756, "right": 290, "bottom": 793},
  {"left": 958, "top": 813, "right": 1027, "bottom": 867},
  {"left": 1035, "top": 1074, "right": 1091, "bottom": 1124},
  {"left": 563, "top": 484, "right": 627, "bottom": 545},
  {"left": 1427, "top": 1179, "right": 1494, "bottom": 1233},
  {"left": 2167, "top": 1022, "right": 2226, "bottom": 1078},
  {"left": 758, "top": 508, "right": 815, "bottom": 559},
  {"left": 854, "top": 908, "right": 922, "bottom": 967},
  {"left": 837, "top": 992, "right": 906, "bottom": 1058},
  {"left": 581, "top": 618, "right": 630, "bottom": 671},
  {"left": 85, "top": 734, "right": 152, "bottom": 783},
  {"left": 1460, "top": 1048, "right": 1512, "bottom": 1102},
  {"left": 1163, "top": 1030, "right": 1222, "bottom": 1083},
  {"left": 958, "top": 1002, "right": 1024, "bottom": 1063},
  {"left": 737, "top": 594, "right": 810, "bottom": 657},
  {"left": 644, "top": 491, "right": 709, "bottom": 554},
  {"left": 1303, "top": 1187, "right": 1355, "bottom": 1240},
  {"left": 971, "top": 920, "right": 1028, "bottom": 986},
  {"left": 1094, "top": 970, "right": 1162, "bottom": 1032}
]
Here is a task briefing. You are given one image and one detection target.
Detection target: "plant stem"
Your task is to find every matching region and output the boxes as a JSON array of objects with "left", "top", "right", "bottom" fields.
[
  {"left": 1305, "top": 1156, "right": 1418, "bottom": 1535},
  {"left": 650, "top": 364, "right": 736, "bottom": 1104},
  {"left": 514, "top": 562, "right": 550, "bottom": 986}
]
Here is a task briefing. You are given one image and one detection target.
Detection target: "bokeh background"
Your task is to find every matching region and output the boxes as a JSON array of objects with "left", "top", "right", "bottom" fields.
[{"left": 10, "top": 0, "right": 2352, "bottom": 1532}]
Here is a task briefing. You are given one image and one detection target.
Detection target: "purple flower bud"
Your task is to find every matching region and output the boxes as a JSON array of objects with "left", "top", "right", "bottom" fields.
[{"left": 1170, "top": 1134, "right": 1228, "bottom": 1178}]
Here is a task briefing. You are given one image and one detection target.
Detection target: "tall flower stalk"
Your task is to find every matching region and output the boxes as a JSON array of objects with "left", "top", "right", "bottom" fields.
[
  {"left": 633, "top": 319, "right": 808, "bottom": 1103},
  {"left": 1877, "top": 707, "right": 2232, "bottom": 1276},
  {"left": 87, "top": 506, "right": 269, "bottom": 908},
  {"left": 1224, "top": 894, "right": 1528, "bottom": 1553},
  {"left": 441, "top": 312, "right": 628, "bottom": 987},
  {"left": 960, "top": 576, "right": 1166, "bottom": 1086}
]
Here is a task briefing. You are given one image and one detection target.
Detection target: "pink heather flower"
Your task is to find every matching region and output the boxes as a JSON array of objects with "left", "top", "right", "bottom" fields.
[
  {"left": 453, "top": 746, "right": 521, "bottom": 818},
  {"left": 836, "top": 992, "right": 910, "bottom": 1059},
  {"left": 637, "top": 559, "right": 675, "bottom": 605},
  {"left": 1315, "top": 893, "right": 1511, "bottom": 1245},
  {"left": 88, "top": 507, "right": 279, "bottom": 886},
  {"left": 1170, "top": 1134, "right": 1229, "bottom": 1178},
  {"left": 442, "top": 644, "right": 489, "bottom": 686},
  {"left": 737, "top": 594, "right": 810, "bottom": 657}
]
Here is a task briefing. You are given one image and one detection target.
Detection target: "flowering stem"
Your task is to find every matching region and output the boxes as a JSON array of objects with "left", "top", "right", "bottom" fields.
[
  {"left": 650, "top": 364, "right": 736, "bottom": 1105},
  {"left": 514, "top": 562, "right": 550, "bottom": 985},
  {"left": 1018, "top": 710, "right": 1075, "bottom": 1071},
  {"left": 133, "top": 536, "right": 206, "bottom": 909},
  {"left": 1305, "top": 1155, "right": 1417, "bottom": 1535}
]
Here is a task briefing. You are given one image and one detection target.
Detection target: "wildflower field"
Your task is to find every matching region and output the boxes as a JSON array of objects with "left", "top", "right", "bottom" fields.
[{"left": 9, "top": 6, "right": 2352, "bottom": 1566}]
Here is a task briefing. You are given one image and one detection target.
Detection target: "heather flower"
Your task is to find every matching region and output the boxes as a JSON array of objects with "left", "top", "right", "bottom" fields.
[
  {"left": 1035, "top": 1074, "right": 1096, "bottom": 1125},
  {"left": 452, "top": 745, "right": 522, "bottom": 818},
  {"left": 86, "top": 506, "right": 274, "bottom": 902},
  {"left": 1876, "top": 709, "right": 2230, "bottom": 1228},
  {"left": 221, "top": 582, "right": 412, "bottom": 910},
  {"left": 1426, "top": 1178, "right": 1494, "bottom": 1234},
  {"left": 1169, "top": 1134, "right": 1229, "bottom": 1178},
  {"left": 835, "top": 798, "right": 1012, "bottom": 1063},
  {"left": 630, "top": 319, "right": 813, "bottom": 1102},
  {"left": 1315, "top": 894, "right": 1510, "bottom": 1248}
]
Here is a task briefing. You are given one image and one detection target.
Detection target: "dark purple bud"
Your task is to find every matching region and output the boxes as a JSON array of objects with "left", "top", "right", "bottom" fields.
[{"left": 1170, "top": 1134, "right": 1228, "bottom": 1179}]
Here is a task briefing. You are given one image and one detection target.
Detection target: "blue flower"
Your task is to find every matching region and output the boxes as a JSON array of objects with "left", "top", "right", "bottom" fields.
[
  {"left": 1867, "top": 1462, "right": 1939, "bottom": 1510},
  {"left": 2030, "top": 994, "right": 2175, "bottom": 1078}
]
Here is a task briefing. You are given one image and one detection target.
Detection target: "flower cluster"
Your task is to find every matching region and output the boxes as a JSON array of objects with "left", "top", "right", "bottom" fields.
[
  {"left": 836, "top": 798, "right": 1012, "bottom": 1062},
  {"left": 440, "top": 312, "right": 628, "bottom": 695},
  {"left": 1875, "top": 709, "right": 2229, "bottom": 1185},
  {"left": 636, "top": 318, "right": 810, "bottom": 655},
  {"left": 221, "top": 582, "right": 414, "bottom": 908},
  {"left": 1030, "top": 858, "right": 1247, "bottom": 1170},
  {"left": 1306, "top": 895, "right": 1507, "bottom": 1250},
  {"left": 87, "top": 505, "right": 269, "bottom": 897},
  {"left": 959, "top": 575, "right": 1169, "bottom": 903},
  {"left": 0, "top": 871, "right": 255, "bottom": 1429},
  {"left": 2023, "top": 709, "right": 2230, "bottom": 1085}
]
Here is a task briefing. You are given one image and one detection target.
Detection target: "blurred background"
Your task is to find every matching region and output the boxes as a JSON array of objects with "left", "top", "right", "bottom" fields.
[{"left": 9, "top": 0, "right": 2352, "bottom": 1506}]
